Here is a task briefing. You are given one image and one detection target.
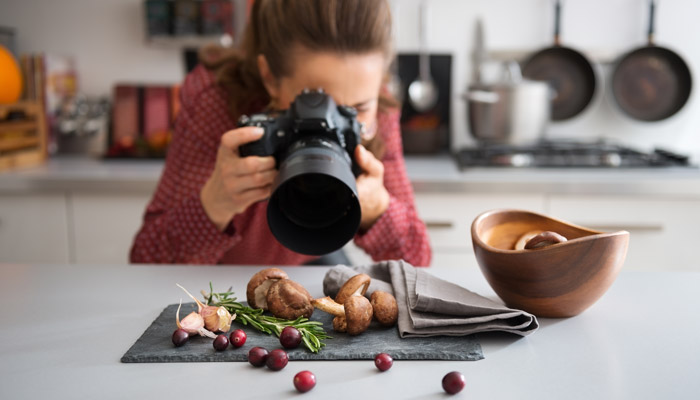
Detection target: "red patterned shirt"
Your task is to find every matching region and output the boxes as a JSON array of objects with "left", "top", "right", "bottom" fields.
[{"left": 130, "top": 65, "right": 431, "bottom": 266}]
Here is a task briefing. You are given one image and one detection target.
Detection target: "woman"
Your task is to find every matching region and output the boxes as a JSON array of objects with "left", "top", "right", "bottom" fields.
[{"left": 130, "top": 0, "right": 431, "bottom": 266}]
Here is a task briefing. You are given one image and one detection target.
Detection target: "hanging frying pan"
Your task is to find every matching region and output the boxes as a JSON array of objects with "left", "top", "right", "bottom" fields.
[
  {"left": 522, "top": 0, "right": 597, "bottom": 121},
  {"left": 611, "top": 0, "right": 692, "bottom": 122}
]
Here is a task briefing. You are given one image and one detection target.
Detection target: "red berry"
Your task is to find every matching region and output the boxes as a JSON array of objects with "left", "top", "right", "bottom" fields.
[
  {"left": 213, "top": 334, "right": 229, "bottom": 351},
  {"left": 171, "top": 329, "right": 189, "bottom": 347},
  {"left": 248, "top": 347, "right": 269, "bottom": 367},
  {"left": 279, "top": 326, "right": 302, "bottom": 349},
  {"left": 374, "top": 353, "right": 393, "bottom": 371},
  {"left": 293, "top": 370, "right": 316, "bottom": 393},
  {"left": 442, "top": 371, "right": 466, "bottom": 395},
  {"left": 229, "top": 329, "right": 247, "bottom": 348},
  {"left": 266, "top": 349, "right": 289, "bottom": 371}
]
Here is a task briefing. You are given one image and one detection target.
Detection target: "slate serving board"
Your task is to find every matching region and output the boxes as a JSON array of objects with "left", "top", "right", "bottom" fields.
[{"left": 121, "top": 303, "right": 484, "bottom": 363}]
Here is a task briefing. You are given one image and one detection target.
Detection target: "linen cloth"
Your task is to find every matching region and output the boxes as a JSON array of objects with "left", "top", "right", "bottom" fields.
[{"left": 323, "top": 260, "right": 539, "bottom": 337}]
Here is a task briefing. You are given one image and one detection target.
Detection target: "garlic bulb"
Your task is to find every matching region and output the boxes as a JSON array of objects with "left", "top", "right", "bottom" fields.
[
  {"left": 176, "top": 283, "right": 236, "bottom": 333},
  {"left": 175, "top": 300, "right": 216, "bottom": 338}
]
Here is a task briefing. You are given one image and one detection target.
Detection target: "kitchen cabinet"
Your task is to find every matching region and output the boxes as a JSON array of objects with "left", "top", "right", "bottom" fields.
[
  {"left": 345, "top": 193, "right": 547, "bottom": 268},
  {"left": 548, "top": 195, "right": 700, "bottom": 271},
  {"left": 415, "top": 193, "right": 546, "bottom": 267},
  {"left": 71, "top": 193, "right": 151, "bottom": 264},
  {"left": 0, "top": 193, "right": 70, "bottom": 263},
  {"left": 2, "top": 157, "right": 700, "bottom": 270}
]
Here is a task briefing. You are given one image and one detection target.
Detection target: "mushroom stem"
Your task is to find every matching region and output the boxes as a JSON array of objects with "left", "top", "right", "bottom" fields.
[
  {"left": 312, "top": 296, "right": 373, "bottom": 336},
  {"left": 312, "top": 296, "right": 345, "bottom": 317}
]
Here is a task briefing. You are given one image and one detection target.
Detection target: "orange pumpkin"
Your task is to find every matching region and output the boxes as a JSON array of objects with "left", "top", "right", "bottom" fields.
[{"left": 0, "top": 45, "right": 23, "bottom": 104}]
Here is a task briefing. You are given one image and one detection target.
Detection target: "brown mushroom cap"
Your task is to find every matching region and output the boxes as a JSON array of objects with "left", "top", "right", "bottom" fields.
[
  {"left": 514, "top": 230, "right": 543, "bottom": 250},
  {"left": 246, "top": 268, "right": 289, "bottom": 309},
  {"left": 344, "top": 295, "right": 373, "bottom": 335},
  {"left": 370, "top": 291, "right": 398, "bottom": 327},
  {"left": 266, "top": 279, "right": 314, "bottom": 320},
  {"left": 335, "top": 273, "right": 371, "bottom": 305},
  {"left": 524, "top": 231, "right": 568, "bottom": 250}
]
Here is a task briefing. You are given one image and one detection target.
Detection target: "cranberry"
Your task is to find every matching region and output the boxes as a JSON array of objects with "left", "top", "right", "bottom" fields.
[
  {"left": 374, "top": 353, "right": 393, "bottom": 371},
  {"left": 442, "top": 371, "right": 466, "bottom": 395},
  {"left": 229, "top": 329, "right": 247, "bottom": 348},
  {"left": 265, "top": 348, "right": 289, "bottom": 371},
  {"left": 293, "top": 370, "right": 316, "bottom": 393},
  {"left": 248, "top": 347, "right": 269, "bottom": 367},
  {"left": 213, "top": 334, "right": 229, "bottom": 351},
  {"left": 279, "top": 326, "right": 302, "bottom": 349},
  {"left": 171, "top": 329, "right": 189, "bottom": 347}
]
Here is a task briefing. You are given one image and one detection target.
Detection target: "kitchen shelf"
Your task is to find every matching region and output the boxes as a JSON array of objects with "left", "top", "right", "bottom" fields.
[
  {"left": 0, "top": 101, "right": 47, "bottom": 172},
  {"left": 0, "top": 120, "right": 39, "bottom": 133},
  {"left": 145, "top": 34, "right": 232, "bottom": 48}
]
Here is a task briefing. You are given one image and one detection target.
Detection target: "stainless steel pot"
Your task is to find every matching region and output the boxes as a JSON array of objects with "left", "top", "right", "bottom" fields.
[{"left": 465, "top": 62, "right": 551, "bottom": 144}]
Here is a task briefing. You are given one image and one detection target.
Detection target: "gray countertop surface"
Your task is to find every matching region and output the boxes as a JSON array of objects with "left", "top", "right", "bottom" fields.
[
  {"left": 0, "top": 262, "right": 698, "bottom": 399},
  {"left": 1, "top": 155, "right": 700, "bottom": 196}
]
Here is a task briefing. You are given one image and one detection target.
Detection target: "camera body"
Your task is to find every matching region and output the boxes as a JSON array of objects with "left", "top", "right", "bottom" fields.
[
  {"left": 237, "top": 89, "right": 364, "bottom": 256},
  {"left": 238, "top": 89, "right": 362, "bottom": 176}
]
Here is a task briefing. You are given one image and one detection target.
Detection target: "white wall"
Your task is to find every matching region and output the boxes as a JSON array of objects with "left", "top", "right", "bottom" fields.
[
  {"left": 2, "top": 0, "right": 699, "bottom": 159},
  {"left": 0, "top": 0, "right": 185, "bottom": 93}
]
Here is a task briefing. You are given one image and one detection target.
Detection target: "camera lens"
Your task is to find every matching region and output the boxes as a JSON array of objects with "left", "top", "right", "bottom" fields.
[
  {"left": 267, "top": 138, "right": 361, "bottom": 256},
  {"left": 279, "top": 173, "right": 353, "bottom": 229}
]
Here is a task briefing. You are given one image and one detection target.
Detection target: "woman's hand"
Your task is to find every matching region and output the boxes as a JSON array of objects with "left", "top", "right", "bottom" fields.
[
  {"left": 355, "top": 144, "right": 390, "bottom": 231},
  {"left": 200, "top": 127, "right": 277, "bottom": 231}
]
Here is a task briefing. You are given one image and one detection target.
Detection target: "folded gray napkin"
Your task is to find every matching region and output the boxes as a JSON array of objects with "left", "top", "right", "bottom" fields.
[{"left": 323, "top": 260, "right": 538, "bottom": 337}]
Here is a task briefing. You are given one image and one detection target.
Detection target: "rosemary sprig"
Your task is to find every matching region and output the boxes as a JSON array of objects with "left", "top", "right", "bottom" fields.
[{"left": 203, "top": 283, "right": 330, "bottom": 353}]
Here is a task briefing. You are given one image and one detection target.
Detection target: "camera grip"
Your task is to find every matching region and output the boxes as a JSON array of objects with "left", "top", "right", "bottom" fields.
[{"left": 238, "top": 140, "right": 267, "bottom": 157}]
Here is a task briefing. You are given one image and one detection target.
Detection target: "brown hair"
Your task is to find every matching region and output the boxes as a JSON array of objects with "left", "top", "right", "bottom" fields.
[{"left": 201, "top": 0, "right": 397, "bottom": 156}]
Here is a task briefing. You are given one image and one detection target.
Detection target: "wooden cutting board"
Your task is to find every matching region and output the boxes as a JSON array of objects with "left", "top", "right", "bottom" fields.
[{"left": 121, "top": 303, "right": 484, "bottom": 363}]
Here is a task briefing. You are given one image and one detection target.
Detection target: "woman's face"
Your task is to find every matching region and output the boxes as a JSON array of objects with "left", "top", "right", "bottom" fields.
[{"left": 259, "top": 50, "right": 386, "bottom": 139}]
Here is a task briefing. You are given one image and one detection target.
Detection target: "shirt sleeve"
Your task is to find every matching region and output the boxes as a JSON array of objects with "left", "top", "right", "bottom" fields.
[
  {"left": 130, "top": 72, "right": 241, "bottom": 264},
  {"left": 353, "top": 109, "right": 432, "bottom": 266}
]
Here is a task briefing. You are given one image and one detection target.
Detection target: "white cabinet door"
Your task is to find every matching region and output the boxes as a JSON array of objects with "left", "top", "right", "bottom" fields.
[
  {"left": 344, "top": 193, "right": 545, "bottom": 268},
  {"left": 0, "top": 193, "right": 70, "bottom": 263},
  {"left": 548, "top": 195, "right": 700, "bottom": 271},
  {"left": 415, "top": 193, "right": 547, "bottom": 252},
  {"left": 71, "top": 193, "right": 151, "bottom": 264}
]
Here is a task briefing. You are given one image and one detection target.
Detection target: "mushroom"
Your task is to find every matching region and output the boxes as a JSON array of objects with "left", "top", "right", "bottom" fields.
[
  {"left": 246, "top": 268, "right": 289, "bottom": 310},
  {"left": 334, "top": 273, "right": 371, "bottom": 305},
  {"left": 313, "top": 295, "right": 373, "bottom": 336},
  {"left": 370, "top": 291, "right": 398, "bottom": 327},
  {"left": 514, "top": 230, "right": 543, "bottom": 250},
  {"left": 266, "top": 279, "right": 314, "bottom": 320},
  {"left": 524, "top": 231, "right": 568, "bottom": 250}
]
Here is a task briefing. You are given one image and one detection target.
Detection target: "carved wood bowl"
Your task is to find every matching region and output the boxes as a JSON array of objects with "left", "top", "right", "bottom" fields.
[{"left": 471, "top": 209, "right": 629, "bottom": 318}]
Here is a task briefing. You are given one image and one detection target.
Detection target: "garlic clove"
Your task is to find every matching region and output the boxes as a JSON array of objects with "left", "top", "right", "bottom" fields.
[
  {"left": 201, "top": 305, "right": 234, "bottom": 332},
  {"left": 176, "top": 283, "right": 207, "bottom": 313},
  {"left": 176, "top": 300, "right": 204, "bottom": 334},
  {"left": 176, "top": 299, "right": 218, "bottom": 339}
]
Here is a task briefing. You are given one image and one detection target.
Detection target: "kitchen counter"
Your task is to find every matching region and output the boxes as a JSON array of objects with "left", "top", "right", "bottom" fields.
[
  {"left": 1, "top": 155, "right": 700, "bottom": 197},
  {"left": 1, "top": 262, "right": 698, "bottom": 399}
]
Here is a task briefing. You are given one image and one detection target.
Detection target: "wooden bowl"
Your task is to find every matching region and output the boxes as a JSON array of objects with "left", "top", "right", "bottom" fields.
[{"left": 471, "top": 209, "right": 629, "bottom": 318}]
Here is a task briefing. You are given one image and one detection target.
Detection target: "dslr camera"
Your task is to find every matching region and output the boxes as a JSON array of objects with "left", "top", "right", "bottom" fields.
[{"left": 238, "top": 89, "right": 363, "bottom": 256}]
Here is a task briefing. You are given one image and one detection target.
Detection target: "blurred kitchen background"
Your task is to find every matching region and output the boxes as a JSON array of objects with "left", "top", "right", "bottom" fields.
[
  {"left": 2, "top": 0, "right": 699, "bottom": 158},
  {"left": 1, "top": 0, "right": 699, "bottom": 269}
]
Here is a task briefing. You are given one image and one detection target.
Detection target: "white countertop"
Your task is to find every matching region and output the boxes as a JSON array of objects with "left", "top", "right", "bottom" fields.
[
  {"left": 1, "top": 261, "right": 698, "bottom": 399},
  {"left": 1, "top": 155, "right": 700, "bottom": 197}
]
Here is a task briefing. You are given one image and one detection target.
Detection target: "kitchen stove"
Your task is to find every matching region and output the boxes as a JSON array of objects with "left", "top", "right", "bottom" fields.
[{"left": 455, "top": 140, "right": 695, "bottom": 169}]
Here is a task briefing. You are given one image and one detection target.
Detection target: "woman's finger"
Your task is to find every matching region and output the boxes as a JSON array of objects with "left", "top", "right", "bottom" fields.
[
  {"left": 230, "top": 169, "right": 277, "bottom": 193},
  {"left": 220, "top": 126, "right": 265, "bottom": 152},
  {"left": 355, "top": 145, "right": 383, "bottom": 177},
  {"left": 236, "top": 184, "right": 273, "bottom": 206}
]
